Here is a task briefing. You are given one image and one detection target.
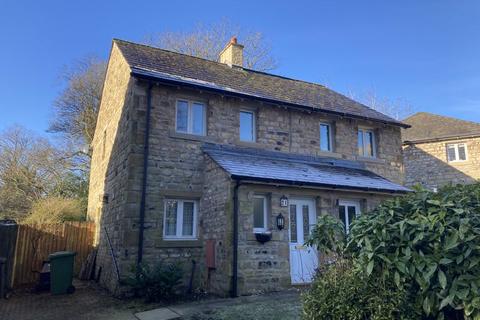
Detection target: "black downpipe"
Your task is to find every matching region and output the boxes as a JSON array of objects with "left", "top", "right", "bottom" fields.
[
  {"left": 232, "top": 179, "right": 240, "bottom": 297},
  {"left": 138, "top": 82, "right": 153, "bottom": 265}
]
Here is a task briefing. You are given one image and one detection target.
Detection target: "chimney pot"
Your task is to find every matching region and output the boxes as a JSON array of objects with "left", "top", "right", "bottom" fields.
[{"left": 219, "top": 36, "right": 243, "bottom": 67}]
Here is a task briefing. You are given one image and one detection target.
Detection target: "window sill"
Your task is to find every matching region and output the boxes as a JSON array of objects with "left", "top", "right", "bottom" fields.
[
  {"left": 447, "top": 160, "right": 470, "bottom": 166},
  {"left": 169, "top": 130, "right": 214, "bottom": 142},
  {"left": 448, "top": 160, "right": 468, "bottom": 164},
  {"left": 156, "top": 239, "right": 203, "bottom": 248},
  {"left": 355, "top": 156, "right": 385, "bottom": 164},
  {"left": 236, "top": 140, "right": 261, "bottom": 148},
  {"left": 316, "top": 150, "right": 343, "bottom": 159}
]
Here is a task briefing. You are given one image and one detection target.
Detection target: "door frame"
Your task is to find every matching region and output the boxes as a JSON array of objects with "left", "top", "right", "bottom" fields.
[{"left": 288, "top": 197, "right": 318, "bottom": 284}]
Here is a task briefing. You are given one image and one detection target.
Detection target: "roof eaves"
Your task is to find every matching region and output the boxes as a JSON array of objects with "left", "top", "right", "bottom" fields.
[
  {"left": 403, "top": 132, "right": 480, "bottom": 145},
  {"left": 230, "top": 174, "right": 411, "bottom": 194},
  {"left": 130, "top": 67, "right": 410, "bottom": 129}
]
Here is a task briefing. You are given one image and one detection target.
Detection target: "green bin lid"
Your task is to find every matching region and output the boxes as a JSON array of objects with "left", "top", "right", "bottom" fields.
[{"left": 48, "top": 251, "right": 76, "bottom": 259}]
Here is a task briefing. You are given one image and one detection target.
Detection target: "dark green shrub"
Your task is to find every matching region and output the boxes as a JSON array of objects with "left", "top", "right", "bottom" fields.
[
  {"left": 348, "top": 184, "right": 480, "bottom": 319},
  {"left": 302, "top": 259, "right": 417, "bottom": 320},
  {"left": 126, "top": 262, "right": 183, "bottom": 302},
  {"left": 304, "top": 183, "right": 480, "bottom": 319},
  {"left": 306, "top": 214, "right": 346, "bottom": 256}
]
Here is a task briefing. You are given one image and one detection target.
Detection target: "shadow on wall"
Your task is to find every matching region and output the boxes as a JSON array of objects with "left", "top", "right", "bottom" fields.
[
  {"left": 403, "top": 144, "right": 477, "bottom": 190},
  {"left": 91, "top": 75, "right": 141, "bottom": 294}
]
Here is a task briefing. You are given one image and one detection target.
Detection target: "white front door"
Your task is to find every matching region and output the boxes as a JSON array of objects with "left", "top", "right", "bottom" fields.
[
  {"left": 289, "top": 199, "right": 318, "bottom": 284},
  {"left": 338, "top": 200, "right": 361, "bottom": 234}
]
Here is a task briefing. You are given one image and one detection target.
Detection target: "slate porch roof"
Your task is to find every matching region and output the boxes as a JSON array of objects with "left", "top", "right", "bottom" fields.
[
  {"left": 203, "top": 144, "right": 410, "bottom": 194},
  {"left": 113, "top": 39, "right": 408, "bottom": 128},
  {"left": 402, "top": 112, "right": 480, "bottom": 143}
]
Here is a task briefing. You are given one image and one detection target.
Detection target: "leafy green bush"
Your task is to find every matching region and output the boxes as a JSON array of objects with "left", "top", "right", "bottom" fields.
[
  {"left": 306, "top": 214, "right": 346, "bottom": 256},
  {"left": 303, "top": 259, "right": 417, "bottom": 320},
  {"left": 126, "top": 262, "right": 183, "bottom": 302},
  {"left": 304, "top": 183, "right": 480, "bottom": 319},
  {"left": 348, "top": 184, "right": 480, "bottom": 319}
]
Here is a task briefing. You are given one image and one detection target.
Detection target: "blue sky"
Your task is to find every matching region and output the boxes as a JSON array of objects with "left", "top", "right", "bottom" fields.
[{"left": 1, "top": 1, "right": 479, "bottom": 135}]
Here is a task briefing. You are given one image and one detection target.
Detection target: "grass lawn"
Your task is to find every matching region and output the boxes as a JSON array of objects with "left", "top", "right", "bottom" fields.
[{"left": 186, "top": 291, "right": 301, "bottom": 320}]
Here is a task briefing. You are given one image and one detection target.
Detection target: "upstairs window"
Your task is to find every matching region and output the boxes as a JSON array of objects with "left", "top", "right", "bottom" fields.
[
  {"left": 163, "top": 199, "right": 198, "bottom": 240},
  {"left": 358, "top": 128, "right": 376, "bottom": 158},
  {"left": 319, "top": 123, "right": 332, "bottom": 152},
  {"left": 240, "top": 110, "right": 256, "bottom": 142},
  {"left": 253, "top": 195, "right": 268, "bottom": 232},
  {"left": 447, "top": 143, "right": 467, "bottom": 162},
  {"left": 176, "top": 100, "right": 206, "bottom": 135}
]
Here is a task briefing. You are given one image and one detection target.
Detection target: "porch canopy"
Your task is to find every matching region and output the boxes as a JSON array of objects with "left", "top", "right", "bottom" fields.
[{"left": 203, "top": 143, "right": 410, "bottom": 194}]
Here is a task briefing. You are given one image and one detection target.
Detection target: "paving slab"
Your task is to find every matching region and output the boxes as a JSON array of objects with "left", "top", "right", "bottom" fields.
[{"left": 135, "top": 307, "right": 181, "bottom": 320}]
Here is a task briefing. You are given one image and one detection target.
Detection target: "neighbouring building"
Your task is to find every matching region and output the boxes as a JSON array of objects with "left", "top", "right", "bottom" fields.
[
  {"left": 403, "top": 112, "right": 480, "bottom": 190},
  {"left": 87, "top": 37, "right": 409, "bottom": 297}
]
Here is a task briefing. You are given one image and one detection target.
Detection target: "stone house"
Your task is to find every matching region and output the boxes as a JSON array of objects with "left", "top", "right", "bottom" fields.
[
  {"left": 87, "top": 37, "right": 409, "bottom": 297},
  {"left": 403, "top": 112, "right": 480, "bottom": 190}
]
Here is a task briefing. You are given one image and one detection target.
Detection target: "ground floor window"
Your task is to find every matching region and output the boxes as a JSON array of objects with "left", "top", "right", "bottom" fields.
[
  {"left": 163, "top": 199, "right": 198, "bottom": 240},
  {"left": 338, "top": 200, "right": 361, "bottom": 234},
  {"left": 253, "top": 195, "right": 268, "bottom": 232}
]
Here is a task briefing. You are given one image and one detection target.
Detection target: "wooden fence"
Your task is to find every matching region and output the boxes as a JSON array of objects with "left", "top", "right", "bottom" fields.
[{"left": 11, "top": 221, "right": 95, "bottom": 287}]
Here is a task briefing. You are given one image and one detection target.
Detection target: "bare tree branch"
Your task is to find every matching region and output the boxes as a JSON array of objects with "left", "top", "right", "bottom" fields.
[
  {"left": 145, "top": 19, "right": 278, "bottom": 71},
  {"left": 0, "top": 126, "right": 82, "bottom": 220},
  {"left": 348, "top": 90, "right": 416, "bottom": 120},
  {"left": 49, "top": 56, "right": 107, "bottom": 156}
]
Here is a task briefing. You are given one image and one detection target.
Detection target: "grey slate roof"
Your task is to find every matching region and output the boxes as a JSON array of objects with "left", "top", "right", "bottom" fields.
[
  {"left": 402, "top": 112, "right": 480, "bottom": 143},
  {"left": 113, "top": 39, "right": 408, "bottom": 128},
  {"left": 203, "top": 144, "right": 410, "bottom": 193}
]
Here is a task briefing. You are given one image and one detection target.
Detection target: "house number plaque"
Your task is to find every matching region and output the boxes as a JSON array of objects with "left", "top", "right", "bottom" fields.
[{"left": 280, "top": 195, "right": 288, "bottom": 207}]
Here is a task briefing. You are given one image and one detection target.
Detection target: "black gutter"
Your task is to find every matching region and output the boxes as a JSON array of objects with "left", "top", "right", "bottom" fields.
[
  {"left": 230, "top": 175, "right": 411, "bottom": 194},
  {"left": 232, "top": 179, "right": 241, "bottom": 298},
  {"left": 130, "top": 69, "right": 410, "bottom": 129},
  {"left": 137, "top": 82, "right": 153, "bottom": 265}
]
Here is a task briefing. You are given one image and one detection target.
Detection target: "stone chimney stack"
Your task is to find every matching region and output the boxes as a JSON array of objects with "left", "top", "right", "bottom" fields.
[{"left": 219, "top": 36, "right": 244, "bottom": 67}]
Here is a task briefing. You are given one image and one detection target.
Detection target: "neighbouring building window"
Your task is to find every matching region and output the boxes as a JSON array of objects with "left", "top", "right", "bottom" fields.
[
  {"left": 176, "top": 100, "right": 206, "bottom": 135},
  {"left": 240, "top": 110, "right": 255, "bottom": 142},
  {"left": 447, "top": 143, "right": 467, "bottom": 162},
  {"left": 253, "top": 195, "right": 268, "bottom": 232},
  {"left": 163, "top": 199, "right": 198, "bottom": 240},
  {"left": 319, "top": 123, "right": 332, "bottom": 152},
  {"left": 358, "top": 128, "right": 376, "bottom": 157}
]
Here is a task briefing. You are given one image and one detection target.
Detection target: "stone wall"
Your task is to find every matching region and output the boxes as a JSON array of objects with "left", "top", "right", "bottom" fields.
[
  {"left": 403, "top": 137, "right": 480, "bottom": 189},
  {"left": 200, "top": 156, "right": 234, "bottom": 295},
  {"left": 87, "top": 42, "right": 135, "bottom": 292}
]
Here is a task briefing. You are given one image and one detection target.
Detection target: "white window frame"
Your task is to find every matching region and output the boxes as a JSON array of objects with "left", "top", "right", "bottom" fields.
[
  {"left": 338, "top": 199, "right": 361, "bottom": 234},
  {"left": 319, "top": 122, "right": 333, "bottom": 152},
  {"left": 163, "top": 199, "right": 199, "bottom": 240},
  {"left": 447, "top": 143, "right": 468, "bottom": 162},
  {"left": 358, "top": 128, "right": 376, "bottom": 158},
  {"left": 175, "top": 99, "right": 206, "bottom": 136},
  {"left": 240, "top": 109, "right": 256, "bottom": 142},
  {"left": 253, "top": 195, "right": 268, "bottom": 233}
]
